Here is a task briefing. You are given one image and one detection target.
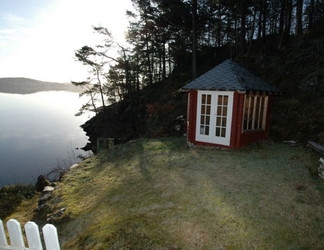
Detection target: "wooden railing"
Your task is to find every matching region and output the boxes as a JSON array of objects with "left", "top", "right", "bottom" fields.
[{"left": 0, "top": 219, "right": 60, "bottom": 250}]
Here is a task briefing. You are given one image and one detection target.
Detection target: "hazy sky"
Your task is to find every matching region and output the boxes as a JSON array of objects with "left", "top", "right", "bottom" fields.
[{"left": 0, "top": 0, "right": 133, "bottom": 82}]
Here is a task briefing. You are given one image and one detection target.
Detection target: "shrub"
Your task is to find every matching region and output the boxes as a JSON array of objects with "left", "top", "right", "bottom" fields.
[{"left": 0, "top": 184, "right": 36, "bottom": 219}]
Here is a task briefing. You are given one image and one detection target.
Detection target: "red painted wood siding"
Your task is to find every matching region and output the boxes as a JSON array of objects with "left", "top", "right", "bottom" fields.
[
  {"left": 229, "top": 92, "right": 242, "bottom": 149},
  {"left": 187, "top": 90, "right": 197, "bottom": 143}
]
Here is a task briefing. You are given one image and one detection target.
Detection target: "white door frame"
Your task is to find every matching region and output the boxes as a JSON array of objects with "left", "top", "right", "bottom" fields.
[{"left": 195, "top": 91, "right": 234, "bottom": 146}]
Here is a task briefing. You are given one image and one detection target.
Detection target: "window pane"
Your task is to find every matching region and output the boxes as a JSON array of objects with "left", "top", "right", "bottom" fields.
[
  {"left": 262, "top": 96, "right": 268, "bottom": 129},
  {"left": 260, "top": 97, "right": 265, "bottom": 109},
  {"left": 216, "top": 127, "right": 220, "bottom": 136},
  {"left": 260, "top": 97, "right": 265, "bottom": 129},
  {"left": 216, "top": 117, "right": 221, "bottom": 126},
  {"left": 200, "top": 125, "right": 204, "bottom": 135},
  {"left": 223, "top": 107, "right": 227, "bottom": 116},
  {"left": 201, "top": 115, "right": 205, "bottom": 124},
  {"left": 218, "top": 96, "right": 223, "bottom": 105},
  {"left": 217, "top": 106, "right": 222, "bottom": 115},
  {"left": 205, "top": 126, "right": 209, "bottom": 135},
  {"left": 223, "top": 96, "right": 228, "bottom": 105},
  {"left": 221, "top": 128, "right": 226, "bottom": 137},
  {"left": 206, "top": 115, "right": 210, "bottom": 125},
  {"left": 256, "top": 96, "right": 260, "bottom": 107},
  {"left": 206, "top": 106, "right": 211, "bottom": 115},
  {"left": 250, "top": 96, "right": 254, "bottom": 107},
  {"left": 244, "top": 95, "right": 259, "bottom": 131},
  {"left": 244, "top": 97, "right": 249, "bottom": 109},
  {"left": 201, "top": 105, "right": 205, "bottom": 114},
  {"left": 222, "top": 118, "right": 227, "bottom": 127},
  {"left": 260, "top": 107, "right": 264, "bottom": 119},
  {"left": 202, "top": 95, "right": 206, "bottom": 104},
  {"left": 207, "top": 95, "right": 211, "bottom": 104}
]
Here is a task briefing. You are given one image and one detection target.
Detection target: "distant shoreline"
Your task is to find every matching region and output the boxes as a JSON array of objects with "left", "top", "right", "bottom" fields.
[{"left": 0, "top": 77, "right": 83, "bottom": 94}]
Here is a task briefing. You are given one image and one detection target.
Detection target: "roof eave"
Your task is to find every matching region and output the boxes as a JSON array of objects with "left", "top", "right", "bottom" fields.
[
  {"left": 179, "top": 88, "right": 283, "bottom": 96},
  {"left": 178, "top": 88, "right": 189, "bottom": 93}
]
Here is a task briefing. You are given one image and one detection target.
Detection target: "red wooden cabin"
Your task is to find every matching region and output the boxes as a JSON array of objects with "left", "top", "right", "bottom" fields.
[{"left": 180, "top": 59, "right": 281, "bottom": 149}]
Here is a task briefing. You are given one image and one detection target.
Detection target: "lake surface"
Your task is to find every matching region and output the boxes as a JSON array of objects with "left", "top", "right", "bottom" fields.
[{"left": 0, "top": 91, "right": 93, "bottom": 186}]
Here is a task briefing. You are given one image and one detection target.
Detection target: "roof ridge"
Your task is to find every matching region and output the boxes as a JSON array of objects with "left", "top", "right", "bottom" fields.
[{"left": 228, "top": 60, "right": 245, "bottom": 89}]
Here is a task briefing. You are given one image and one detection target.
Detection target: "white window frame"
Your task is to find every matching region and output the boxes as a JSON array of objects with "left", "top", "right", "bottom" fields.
[{"left": 242, "top": 94, "right": 268, "bottom": 132}]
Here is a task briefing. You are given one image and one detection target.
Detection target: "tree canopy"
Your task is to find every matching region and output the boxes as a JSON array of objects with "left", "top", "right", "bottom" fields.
[{"left": 73, "top": 0, "right": 324, "bottom": 150}]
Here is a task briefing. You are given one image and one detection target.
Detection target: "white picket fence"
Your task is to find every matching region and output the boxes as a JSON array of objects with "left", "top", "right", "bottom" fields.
[{"left": 0, "top": 219, "right": 60, "bottom": 250}]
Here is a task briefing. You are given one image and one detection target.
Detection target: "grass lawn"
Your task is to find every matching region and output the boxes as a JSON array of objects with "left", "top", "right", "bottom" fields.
[{"left": 7, "top": 137, "right": 324, "bottom": 249}]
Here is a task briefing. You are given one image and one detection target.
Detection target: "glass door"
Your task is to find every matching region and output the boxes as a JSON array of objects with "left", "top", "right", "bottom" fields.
[{"left": 196, "top": 91, "right": 233, "bottom": 146}]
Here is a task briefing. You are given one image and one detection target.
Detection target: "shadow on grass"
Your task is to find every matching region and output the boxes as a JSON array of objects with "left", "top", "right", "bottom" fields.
[{"left": 59, "top": 137, "right": 324, "bottom": 249}]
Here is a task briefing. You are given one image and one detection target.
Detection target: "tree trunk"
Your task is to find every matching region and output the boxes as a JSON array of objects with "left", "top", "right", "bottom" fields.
[
  {"left": 278, "top": 0, "right": 286, "bottom": 46},
  {"left": 296, "top": 0, "right": 304, "bottom": 35},
  {"left": 96, "top": 69, "right": 106, "bottom": 115},
  {"left": 162, "top": 41, "right": 166, "bottom": 81},
  {"left": 240, "top": 0, "right": 246, "bottom": 55},
  {"left": 121, "top": 46, "right": 137, "bottom": 136},
  {"left": 248, "top": 0, "right": 257, "bottom": 54},
  {"left": 192, "top": 0, "right": 198, "bottom": 79},
  {"left": 87, "top": 86, "right": 98, "bottom": 115},
  {"left": 262, "top": 0, "right": 267, "bottom": 38},
  {"left": 217, "top": 1, "right": 222, "bottom": 47},
  {"left": 308, "top": 0, "right": 314, "bottom": 31},
  {"left": 285, "top": 0, "right": 293, "bottom": 35}
]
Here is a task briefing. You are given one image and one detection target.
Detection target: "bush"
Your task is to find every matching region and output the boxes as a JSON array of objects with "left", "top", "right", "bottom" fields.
[{"left": 0, "top": 185, "right": 36, "bottom": 219}]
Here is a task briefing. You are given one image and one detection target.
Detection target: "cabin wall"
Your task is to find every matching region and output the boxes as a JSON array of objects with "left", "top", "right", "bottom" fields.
[
  {"left": 186, "top": 90, "right": 274, "bottom": 149},
  {"left": 187, "top": 90, "right": 197, "bottom": 144}
]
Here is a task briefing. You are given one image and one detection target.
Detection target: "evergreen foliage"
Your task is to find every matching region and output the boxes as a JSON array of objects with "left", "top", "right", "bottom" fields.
[{"left": 73, "top": 0, "right": 324, "bottom": 150}]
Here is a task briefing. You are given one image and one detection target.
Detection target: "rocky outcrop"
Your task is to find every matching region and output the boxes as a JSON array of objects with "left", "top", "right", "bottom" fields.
[
  {"left": 35, "top": 176, "right": 66, "bottom": 224},
  {"left": 35, "top": 175, "right": 52, "bottom": 192}
]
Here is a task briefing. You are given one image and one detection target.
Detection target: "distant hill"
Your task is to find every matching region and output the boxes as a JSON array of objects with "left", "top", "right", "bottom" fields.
[{"left": 0, "top": 77, "right": 83, "bottom": 94}]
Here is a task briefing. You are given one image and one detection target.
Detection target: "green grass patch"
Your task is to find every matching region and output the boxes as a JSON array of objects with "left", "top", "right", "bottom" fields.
[{"left": 5, "top": 137, "right": 324, "bottom": 249}]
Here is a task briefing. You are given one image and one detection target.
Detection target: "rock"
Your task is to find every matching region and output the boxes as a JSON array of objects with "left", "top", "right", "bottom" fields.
[
  {"left": 35, "top": 175, "right": 52, "bottom": 192},
  {"left": 47, "top": 208, "right": 66, "bottom": 222},
  {"left": 70, "top": 164, "right": 79, "bottom": 169},
  {"left": 38, "top": 192, "right": 52, "bottom": 205},
  {"left": 43, "top": 186, "right": 55, "bottom": 192},
  {"left": 51, "top": 182, "right": 58, "bottom": 187},
  {"left": 35, "top": 203, "right": 49, "bottom": 212},
  {"left": 308, "top": 141, "right": 324, "bottom": 156}
]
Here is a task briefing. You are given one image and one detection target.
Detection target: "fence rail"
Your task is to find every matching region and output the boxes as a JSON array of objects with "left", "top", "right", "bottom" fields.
[{"left": 0, "top": 219, "right": 60, "bottom": 250}]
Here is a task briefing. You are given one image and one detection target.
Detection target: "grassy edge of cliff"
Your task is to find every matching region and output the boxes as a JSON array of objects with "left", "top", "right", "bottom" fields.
[{"left": 4, "top": 137, "right": 324, "bottom": 249}]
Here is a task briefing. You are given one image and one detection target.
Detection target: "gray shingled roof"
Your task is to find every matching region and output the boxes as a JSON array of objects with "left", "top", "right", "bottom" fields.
[{"left": 180, "top": 59, "right": 281, "bottom": 93}]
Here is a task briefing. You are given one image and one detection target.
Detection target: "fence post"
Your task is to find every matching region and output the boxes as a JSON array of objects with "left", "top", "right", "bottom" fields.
[
  {"left": 42, "top": 224, "right": 60, "bottom": 250},
  {"left": 25, "top": 221, "right": 43, "bottom": 250},
  {"left": 6, "top": 219, "right": 25, "bottom": 247},
  {"left": 0, "top": 219, "right": 8, "bottom": 247}
]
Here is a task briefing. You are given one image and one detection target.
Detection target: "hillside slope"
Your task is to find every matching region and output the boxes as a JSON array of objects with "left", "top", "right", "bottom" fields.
[
  {"left": 6, "top": 137, "right": 324, "bottom": 249},
  {"left": 79, "top": 32, "right": 324, "bottom": 153},
  {"left": 242, "top": 32, "right": 324, "bottom": 143}
]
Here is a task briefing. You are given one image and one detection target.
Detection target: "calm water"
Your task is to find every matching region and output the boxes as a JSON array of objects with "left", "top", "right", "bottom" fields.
[{"left": 0, "top": 91, "right": 92, "bottom": 186}]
